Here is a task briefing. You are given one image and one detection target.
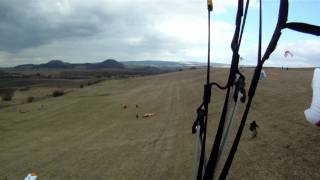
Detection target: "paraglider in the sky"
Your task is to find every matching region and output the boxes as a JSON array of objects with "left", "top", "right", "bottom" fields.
[
  {"left": 284, "top": 50, "right": 293, "bottom": 58},
  {"left": 283, "top": 50, "right": 293, "bottom": 70}
]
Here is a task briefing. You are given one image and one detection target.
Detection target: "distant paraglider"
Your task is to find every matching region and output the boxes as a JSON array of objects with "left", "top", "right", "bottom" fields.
[
  {"left": 283, "top": 50, "right": 293, "bottom": 70},
  {"left": 284, "top": 50, "right": 293, "bottom": 58}
]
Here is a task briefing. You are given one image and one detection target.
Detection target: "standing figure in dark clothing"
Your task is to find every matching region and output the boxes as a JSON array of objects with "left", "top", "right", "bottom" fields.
[{"left": 249, "top": 120, "right": 259, "bottom": 138}]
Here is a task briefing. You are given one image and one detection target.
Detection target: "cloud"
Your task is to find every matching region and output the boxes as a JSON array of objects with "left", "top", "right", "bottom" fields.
[
  {"left": 0, "top": 0, "right": 239, "bottom": 66},
  {"left": 0, "top": 0, "right": 111, "bottom": 52},
  {"left": 0, "top": 0, "right": 318, "bottom": 67}
]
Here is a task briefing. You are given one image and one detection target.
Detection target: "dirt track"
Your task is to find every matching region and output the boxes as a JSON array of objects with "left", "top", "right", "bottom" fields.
[{"left": 0, "top": 68, "right": 319, "bottom": 179}]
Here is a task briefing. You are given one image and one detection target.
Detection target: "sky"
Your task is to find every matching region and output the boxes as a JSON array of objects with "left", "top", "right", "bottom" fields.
[{"left": 0, "top": 0, "right": 319, "bottom": 67}]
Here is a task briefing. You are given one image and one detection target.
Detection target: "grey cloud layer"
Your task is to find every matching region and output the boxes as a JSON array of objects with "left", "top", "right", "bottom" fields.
[
  {"left": 0, "top": 1, "right": 118, "bottom": 52},
  {"left": 1, "top": 0, "right": 317, "bottom": 67},
  {"left": 0, "top": 0, "right": 204, "bottom": 66}
]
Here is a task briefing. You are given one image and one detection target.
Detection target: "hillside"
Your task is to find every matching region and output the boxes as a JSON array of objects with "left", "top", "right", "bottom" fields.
[
  {"left": 122, "top": 60, "right": 231, "bottom": 68},
  {"left": 14, "top": 59, "right": 125, "bottom": 70},
  {"left": 122, "top": 60, "right": 184, "bottom": 68},
  {"left": 0, "top": 69, "right": 319, "bottom": 179}
]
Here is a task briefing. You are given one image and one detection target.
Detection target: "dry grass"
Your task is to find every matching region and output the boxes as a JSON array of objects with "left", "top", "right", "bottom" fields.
[{"left": 0, "top": 68, "right": 319, "bottom": 180}]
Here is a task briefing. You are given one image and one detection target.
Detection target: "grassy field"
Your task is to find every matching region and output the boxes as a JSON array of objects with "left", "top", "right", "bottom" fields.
[{"left": 0, "top": 68, "right": 319, "bottom": 179}]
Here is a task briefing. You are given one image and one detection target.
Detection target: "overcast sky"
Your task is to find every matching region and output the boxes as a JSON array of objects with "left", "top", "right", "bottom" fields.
[{"left": 0, "top": 0, "right": 319, "bottom": 67}]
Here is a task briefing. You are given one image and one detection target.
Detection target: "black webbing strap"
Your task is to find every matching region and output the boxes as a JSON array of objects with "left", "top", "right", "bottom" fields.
[
  {"left": 194, "top": 0, "right": 319, "bottom": 179},
  {"left": 219, "top": 0, "right": 320, "bottom": 179},
  {"left": 238, "top": 0, "right": 250, "bottom": 46},
  {"left": 203, "top": 0, "right": 249, "bottom": 179},
  {"left": 218, "top": 1, "right": 289, "bottom": 179},
  {"left": 285, "top": 22, "right": 320, "bottom": 36}
]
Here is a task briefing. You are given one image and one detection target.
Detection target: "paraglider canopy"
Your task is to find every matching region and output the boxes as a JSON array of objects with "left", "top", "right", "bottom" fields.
[{"left": 284, "top": 50, "right": 293, "bottom": 58}]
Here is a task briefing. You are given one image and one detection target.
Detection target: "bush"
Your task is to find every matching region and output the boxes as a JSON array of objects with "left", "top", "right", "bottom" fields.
[
  {"left": 52, "top": 90, "right": 64, "bottom": 97},
  {"left": 80, "top": 84, "right": 84, "bottom": 88},
  {"left": 86, "top": 80, "right": 103, "bottom": 86},
  {"left": 19, "top": 86, "right": 30, "bottom": 91},
  {"left": 0, "top": 88, "right": 15, "bottom": 101},
  {"left": 27, "top": 96, "right": 35, "bottom": 103},
  {"left": 93, "top": 80, "right": 102, "bottom": 84}
]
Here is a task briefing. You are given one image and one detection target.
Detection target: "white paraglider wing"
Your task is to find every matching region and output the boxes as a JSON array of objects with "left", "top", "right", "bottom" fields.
[{"left": 304, "top": 68, "right": 320, "bottom": 126}]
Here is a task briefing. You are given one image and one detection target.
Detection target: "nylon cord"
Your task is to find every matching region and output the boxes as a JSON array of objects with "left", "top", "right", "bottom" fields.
[{"left": 196, "top": 10, "right": 212, "bottom": 180}]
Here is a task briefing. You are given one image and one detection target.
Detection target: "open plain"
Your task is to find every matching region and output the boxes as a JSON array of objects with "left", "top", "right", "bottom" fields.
[{"left": 0, "top": 68, "right": 319, "bottom": 180}]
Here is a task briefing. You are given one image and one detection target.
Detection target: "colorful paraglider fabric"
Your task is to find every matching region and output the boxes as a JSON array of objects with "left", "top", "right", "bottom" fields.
[
  {"left": 304, "top": 68, "right": 320, "bottom": 127},
  {"left": 284, "top": 50, "right": 293, "bottom": 58}
]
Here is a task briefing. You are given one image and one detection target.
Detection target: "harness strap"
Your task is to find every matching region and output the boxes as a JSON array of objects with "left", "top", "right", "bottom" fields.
[
  {"left": 214, "top": 77, "right": 244, "bottom": 180},
  {"left": 193, "top": 0, "right": 319, "bottom": 180},
  {"left": 219, "top": 1, "right": 288, "bottom": 179},
  {"left": 285, "top": 22, "right": 320, "bottom": 36},
  {"left": 203, "top": 1, "right": 249, "bottom": 179}
]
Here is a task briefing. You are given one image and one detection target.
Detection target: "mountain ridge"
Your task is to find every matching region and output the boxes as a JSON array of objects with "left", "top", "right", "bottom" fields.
[
  {"left": 15, "top": 59, "right": 125, "bottom": 69},
  {"left": 12, "top": 59, "right": 232, "bottom": 70}
]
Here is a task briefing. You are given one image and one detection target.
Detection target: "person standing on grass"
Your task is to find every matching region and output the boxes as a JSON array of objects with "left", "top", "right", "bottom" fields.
[{"left": 249, "top": 120, "right": 259, "bottom": 138}]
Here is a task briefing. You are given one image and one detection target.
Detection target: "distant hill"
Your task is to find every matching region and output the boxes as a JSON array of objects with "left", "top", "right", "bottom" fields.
[
  {"left": 86, "top": 59, "right": 125, "bottom": 69},
  {"left": 12, "top": 59, "right": 231, "bottom": 70},
  {"left": 122, "top": 60, "right": 231, "bottom": 68},
  {"left": 15, "top": 59, "right": 125, "bottom": 70},
  {"left": 181, "top": 61, "right": 231, "bottom": 68},
  {"left": 14, "top": 64, "right": 37, "bottom": 69},
  {"left": 123, "top": 61, "right": 184, "bottom": 68},
  {"left": 39, "top": 60, "right": 73, "bottom": 69}
]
